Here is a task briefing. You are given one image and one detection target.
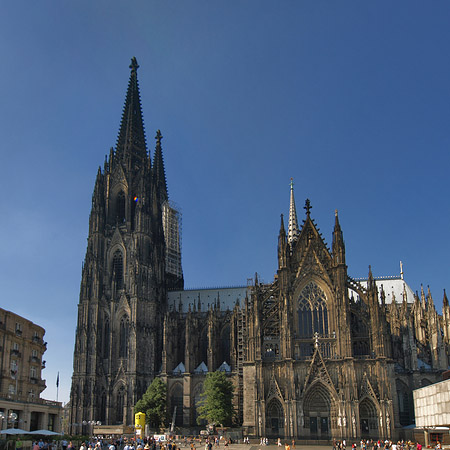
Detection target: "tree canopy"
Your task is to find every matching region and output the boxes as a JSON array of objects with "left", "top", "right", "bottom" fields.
[
  {"left": 197, "top": 371, "right": 235, "bottom": 426},
  {"left": 135, "top": 377, "right": 167, "bottom": 429}
]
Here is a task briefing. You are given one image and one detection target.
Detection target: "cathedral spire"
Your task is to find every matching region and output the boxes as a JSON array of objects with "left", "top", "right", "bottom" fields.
[
  {"left": 288, "top": 178, "right": 299, "bottom": 244},
  {"left": 427, "top": 285, "right": 435, "bottom": 308},
  {"left": 115, "top": 57, "right": 148, "bottom": 167},
  {"left": 152, "top": 130, "right": 168, "bottom": 203},
  {"left": 444, "top": 289, "right": 449, "bottom": 308},
  {"left": 420, "top": 284, "right": 427, "bottom": 309},
  {"left": 368, "top": 265, "right": 376, "bottom": 290},
  {"left": 278, "top": 214, "right": 287, "bottom": 269},
  {"left": 332, "top": 209, "right": 346, "bottom": 266}
]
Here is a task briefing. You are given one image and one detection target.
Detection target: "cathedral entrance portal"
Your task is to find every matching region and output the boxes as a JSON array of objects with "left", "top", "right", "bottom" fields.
[
  {"left": 359, "top": 398, "right": 378, "bottom": 439},
  {"left": 304, "top": 384, "right": 332, "bottom": 439},
  {"left": 266, "top": 399, "right": 284, "bottom": 438}
]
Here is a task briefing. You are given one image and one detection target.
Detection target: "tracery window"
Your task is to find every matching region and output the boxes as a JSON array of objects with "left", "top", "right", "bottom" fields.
[
  {"left": 116, "top": 386, "right": 125, "bottom": 423},
  {"left": 119, "top": 315, "right": 129, "bottom": 358},
  {"left": 103, "top": 319, "right": 110, "bottom": 357},
  {"left": 112, "top": 251, "right": 124, "bottom": 290},
  {"left": 116, "top": 191, "right": 126, "bottom": 223},
  {"left": 298, "top": 282, "right": 328, "bottom": 337}
]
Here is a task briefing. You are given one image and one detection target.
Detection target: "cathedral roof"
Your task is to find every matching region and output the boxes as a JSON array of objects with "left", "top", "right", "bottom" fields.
[
  {"left": 349, "top": 276, "right": 415, "bottom": 305},
  {"left": 194, "top": 362, "right": 208, "bottom": 373},
  {"left": 168, "top": 286, "right": 249, "bottom": 313}
]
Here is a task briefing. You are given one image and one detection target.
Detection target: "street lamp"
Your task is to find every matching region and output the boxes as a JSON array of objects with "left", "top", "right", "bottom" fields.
[
  {"left": 9, "top": 413, "right": 18, "bottom": 429},
  {"left": 82, "top": 420, "right": 101, "bottom": 436}
]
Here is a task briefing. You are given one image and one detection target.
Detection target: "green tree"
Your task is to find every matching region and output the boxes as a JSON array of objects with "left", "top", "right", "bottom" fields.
[
  {"left": 135, "top": 377, "right": 167, "bottom": 429},
  {"left": 197, "top": 371, "right": 235, "bottom": 427}
]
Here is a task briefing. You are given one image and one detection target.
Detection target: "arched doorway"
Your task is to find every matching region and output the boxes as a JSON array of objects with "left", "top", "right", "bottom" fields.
[
  {"left": 304, "top": 383, "right": 332, "bottom": 439},
  {"left": 396, "top": 379, "right": 413, "bottom": 426},
  {"left": 359, "top": 398, "right": 378, "bottom": 438},
  {"left": 266, "top": 398, "right": 284, "bottom": 438},
  {"left": 169, "top": 383, "right": 184, "bottom": 427}
]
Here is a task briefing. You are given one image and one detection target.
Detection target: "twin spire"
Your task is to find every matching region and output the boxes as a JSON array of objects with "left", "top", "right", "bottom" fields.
[
  {"left": 114, "top": 58, "right": 168, "bottom": 200},
  {"left": 116, "top": 57, "right": 148, "bottom": 166}
]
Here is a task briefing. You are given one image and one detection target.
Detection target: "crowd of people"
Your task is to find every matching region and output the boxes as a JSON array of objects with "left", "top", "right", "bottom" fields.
[
  {"left": 333, "top": 439, "right": 440, "bottom": 450},
  {"left": 17, "top": 436, "right": 442, "bottom": 450}
]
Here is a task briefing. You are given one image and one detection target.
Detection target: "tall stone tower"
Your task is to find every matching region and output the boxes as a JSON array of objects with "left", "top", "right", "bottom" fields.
[{"left": 70, "top": 58, "right": 181, "bottom": 432}]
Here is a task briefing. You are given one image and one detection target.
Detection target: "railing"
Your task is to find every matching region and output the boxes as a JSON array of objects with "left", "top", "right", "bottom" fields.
[{"left": 0, "top": 392, "right": 61, "bottom": 406}]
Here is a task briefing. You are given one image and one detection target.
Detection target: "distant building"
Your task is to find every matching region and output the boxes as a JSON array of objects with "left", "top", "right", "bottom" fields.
[
  {"left": 0, "top": 308, "right": 62, "bottom": 431},
  {"left": 70, "top": 58, "right": 449, "bottom": 441}
]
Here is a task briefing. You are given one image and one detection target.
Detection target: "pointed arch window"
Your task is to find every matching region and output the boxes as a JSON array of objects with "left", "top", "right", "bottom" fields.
[
  {"left": 116, "top": 386, "right": 125, "bottom": 423},
  {"left": 103, "top": 319, "right": 110, "bottom": 357},
  {"left": 112, "top": 251, "right": 124, "bottom": 290},
  {"left": 298, "top": 299, "right": 313, "bottom": 337},
  {"left": 116, "top": 191, "right": 126, "bottom": 223},
  {"left": 298, "top": 282, "right": 328, "bottom": 337},
  {"left": 220, "top": 325, "right": 231, "bottom": 365},
  {"left": 119, "top": 315, "right": 129, "bottom": 358},
  {"left": 99, "top": 391, "right": 107, "bottom": 422}
]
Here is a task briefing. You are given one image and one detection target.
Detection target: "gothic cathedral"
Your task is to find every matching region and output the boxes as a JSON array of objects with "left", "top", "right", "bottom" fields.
[{"left": 70, "top": 59, "right": 450, "bottom": 441}]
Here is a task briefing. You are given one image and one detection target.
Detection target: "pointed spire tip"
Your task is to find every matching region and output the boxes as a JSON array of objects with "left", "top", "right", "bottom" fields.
[
  {"left": 288, "top": 179, "right": 299, "bottom": 243},
  {"left": 304, "top": 198, "right": 312, "bottom": 216},
  {"left": 130, "top": 57, "right": 139, "bottom": 71}
]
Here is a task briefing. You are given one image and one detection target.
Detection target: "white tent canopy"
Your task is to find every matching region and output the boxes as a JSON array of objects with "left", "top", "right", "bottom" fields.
[
  {"left": 0, "top": 429, "right": 60, "bottom": 436},
  {"left": 29, "top": 430, "right": 61, "bottom": 436},
  {"left": 0, "top": 429, "right": 28, "bottom": 435}
]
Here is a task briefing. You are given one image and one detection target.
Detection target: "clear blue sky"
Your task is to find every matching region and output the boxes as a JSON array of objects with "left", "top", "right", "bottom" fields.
[{"left": 0, "top": 1, "right": 449, "bottom": 405}]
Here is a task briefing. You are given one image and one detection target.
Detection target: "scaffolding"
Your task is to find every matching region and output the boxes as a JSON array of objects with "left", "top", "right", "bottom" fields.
[
  {"left": 162, "top": 201, "right": 183, "bottom": 279},
  {"left": 237, "top": 307, "right": 246, "bottom": 424}
]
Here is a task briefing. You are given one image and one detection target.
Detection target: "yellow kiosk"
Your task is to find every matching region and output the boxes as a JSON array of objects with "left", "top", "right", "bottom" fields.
[{"left": 135, "top": 412, "right": 146, "bottom": 438}]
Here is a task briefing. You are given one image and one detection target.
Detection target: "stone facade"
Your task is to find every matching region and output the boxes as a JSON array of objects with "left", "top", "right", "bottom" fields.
[
  {"left": 0, "top": 308, "right": 62, "bottom": 431},
  {"left": 70, "top": 58, "right": 450, "bottom": 440}
]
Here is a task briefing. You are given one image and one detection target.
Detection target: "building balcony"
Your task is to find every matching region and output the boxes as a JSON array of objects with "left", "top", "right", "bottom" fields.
[
  {"left": 0, "top": 391, "right": 62, "bottom": 407},
  {"left": 15, "top": 329, "right": 22, "bottom": 336},
  {"left": 30, "top": 356, "right": 40, "bottom": 363},
  {"left": 10, "top": 349, "right": 21, "bottom": 357}
]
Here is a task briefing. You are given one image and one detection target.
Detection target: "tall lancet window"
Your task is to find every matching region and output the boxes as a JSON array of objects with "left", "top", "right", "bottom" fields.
[
  {"left": 112, "top": 251, "right": 124, "bottom": 290},
  {"left": 119, "top": 315, "right": 129, "bottom": 358},
  {"left": 103, "top": 319, "right": 110, "bottom": 357},
  {"left": 116, "top": 191, "right": 126, "bottom": 223},
  {"left": 298, "top": 282, "right": 328, "bottom": 337}
]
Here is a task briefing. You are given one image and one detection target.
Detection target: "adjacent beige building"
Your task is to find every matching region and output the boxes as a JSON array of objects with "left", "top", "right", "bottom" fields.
[
  {"left": 0, "top": 308, "right": 62, "bottom": 431},
  {"left": 413, "top": 378, "right": 450, "bottom": 446}
]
